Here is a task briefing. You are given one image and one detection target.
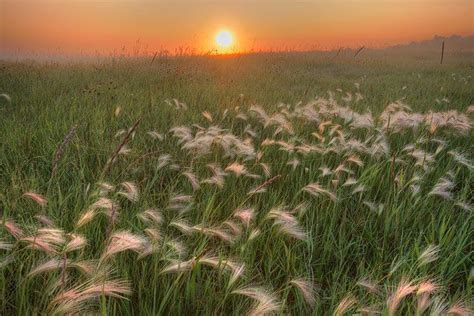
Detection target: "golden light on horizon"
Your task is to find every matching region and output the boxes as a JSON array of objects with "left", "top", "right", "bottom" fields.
[{"left": 215, "top": 30, "right": 234, "bottom": 49}]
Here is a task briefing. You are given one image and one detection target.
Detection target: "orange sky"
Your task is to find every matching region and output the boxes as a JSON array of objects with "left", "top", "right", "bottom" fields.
[{"left": 1, "top": 0, "right": 473, "bottom": 55}]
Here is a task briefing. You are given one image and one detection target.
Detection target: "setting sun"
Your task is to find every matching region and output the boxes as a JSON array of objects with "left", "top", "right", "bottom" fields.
[{"left": 215, "top": 30, "right": 234, "bottom": 48}]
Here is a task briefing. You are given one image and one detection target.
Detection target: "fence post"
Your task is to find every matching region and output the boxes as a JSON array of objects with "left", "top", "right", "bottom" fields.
[{"left": 440, "top": 41, "right": 445, "bottom": 64}]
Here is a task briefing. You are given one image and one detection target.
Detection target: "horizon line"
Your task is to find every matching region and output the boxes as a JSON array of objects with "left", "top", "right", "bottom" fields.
[{"left": 1, "top": 33, "right": 473, "bottom": 61}]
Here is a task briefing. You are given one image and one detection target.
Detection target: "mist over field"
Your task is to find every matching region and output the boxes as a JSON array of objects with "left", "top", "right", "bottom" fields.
[{"left": 1, "top": 34, "right": 473, "bottom": 61}]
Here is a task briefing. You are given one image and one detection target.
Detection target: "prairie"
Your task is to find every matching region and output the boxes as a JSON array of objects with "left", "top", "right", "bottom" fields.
[{"left": 0, "top": 51, "right": 473, "bottom": 315}]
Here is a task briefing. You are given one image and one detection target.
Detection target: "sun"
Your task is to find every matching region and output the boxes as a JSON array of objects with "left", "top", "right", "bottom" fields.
[{"left": 215, "top": 30, "right": 234, "bottom": 48}]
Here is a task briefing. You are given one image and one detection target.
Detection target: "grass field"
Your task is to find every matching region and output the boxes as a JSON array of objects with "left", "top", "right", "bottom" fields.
[{"left": 0, "top": 52, "right": 473, "bottom": 315}]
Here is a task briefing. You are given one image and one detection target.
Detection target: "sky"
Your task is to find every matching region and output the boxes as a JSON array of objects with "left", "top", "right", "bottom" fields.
[{"left": 1, "top": 0, "right": 473, "bottom": 55}]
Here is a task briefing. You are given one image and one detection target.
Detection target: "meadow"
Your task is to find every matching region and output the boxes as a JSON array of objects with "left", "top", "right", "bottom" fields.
[{"left": 0, "top": 51, "right": 473, "bottom": 315}]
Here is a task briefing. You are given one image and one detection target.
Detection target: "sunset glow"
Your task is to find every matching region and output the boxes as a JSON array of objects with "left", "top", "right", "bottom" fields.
[{"left": 0, "top": 0, "right": 472, "bottom": 55}]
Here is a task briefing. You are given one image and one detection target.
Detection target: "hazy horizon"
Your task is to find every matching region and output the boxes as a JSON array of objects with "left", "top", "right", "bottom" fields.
[{"left": 1, "top": 34, "right": 473, "bottom": 61}]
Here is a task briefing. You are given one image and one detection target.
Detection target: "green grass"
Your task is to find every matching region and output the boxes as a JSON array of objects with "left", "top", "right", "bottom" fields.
[{"left": 0, "top": 52, "right": 473, "bottom": 315}]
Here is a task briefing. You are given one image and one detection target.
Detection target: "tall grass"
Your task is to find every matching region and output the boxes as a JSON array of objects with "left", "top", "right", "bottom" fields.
[{"left": 0, "top": 53, "right": 472, "bottom": 314}]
